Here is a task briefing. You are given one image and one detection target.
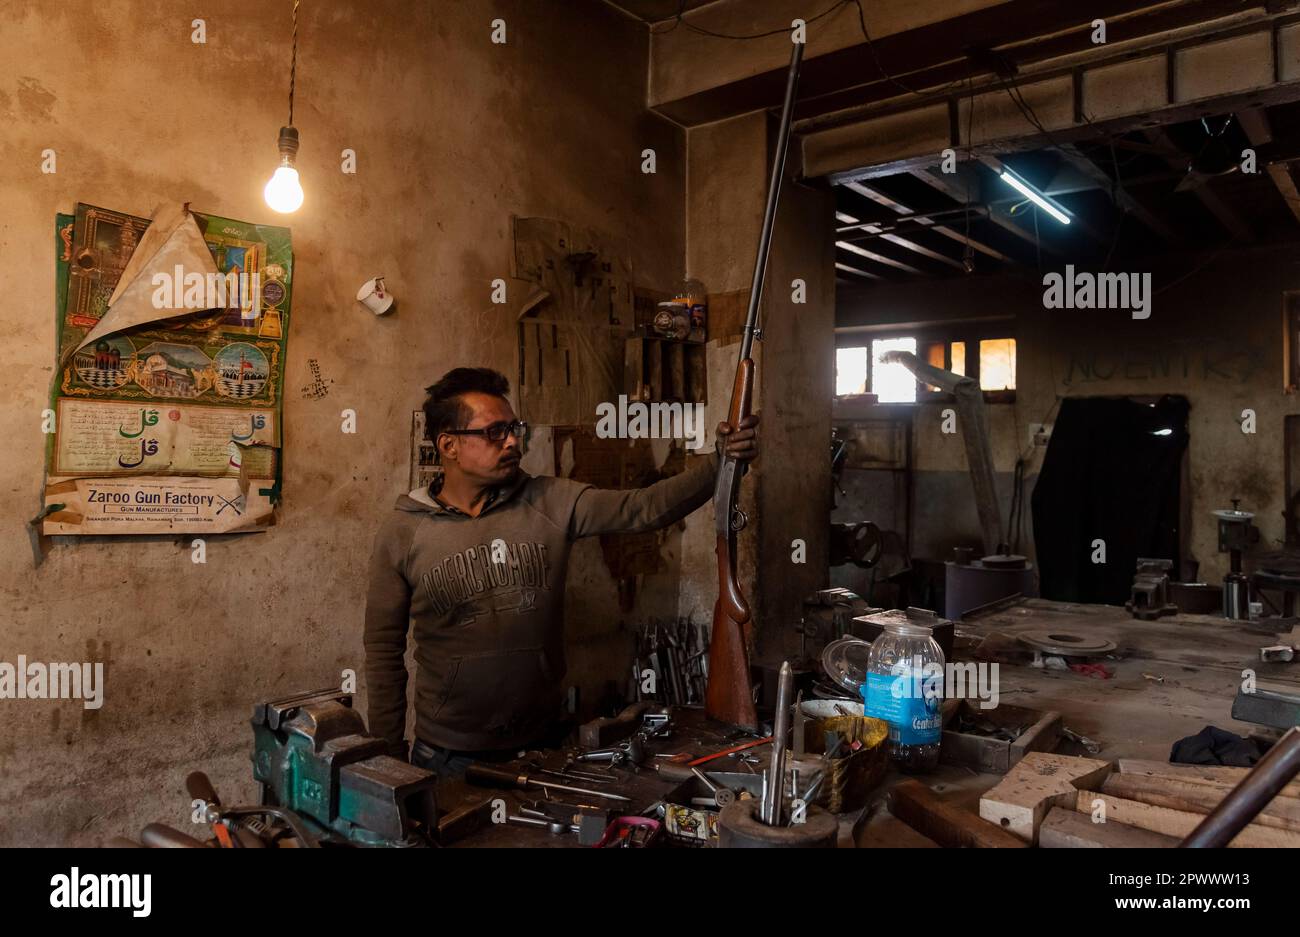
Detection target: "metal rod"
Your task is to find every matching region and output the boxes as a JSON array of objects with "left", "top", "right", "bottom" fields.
[
  {"left": 1180, "top": 727, "right": 1300, "bottom": 847},
  {"left": 740, "top": 38, "right": 804, "bottom": 363},
  {"left": 761, "top": 661, "right": 795, "bottom": 825}
]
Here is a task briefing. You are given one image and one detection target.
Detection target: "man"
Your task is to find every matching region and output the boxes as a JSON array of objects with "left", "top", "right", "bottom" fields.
[{"left": 364, "top": 367, "right": 758, "bottom": 776}]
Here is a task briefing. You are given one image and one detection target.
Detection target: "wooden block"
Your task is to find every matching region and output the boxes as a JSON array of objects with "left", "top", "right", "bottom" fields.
[
  {"left": 1010, "top": 710, "right": 1063, "bottom": 764},
  {"left": 1117, "top": 758, "right": 1300, "bottom": 799},
  {"left": 890, "top": 779, "right": 1027, "bottom": 848},
  {"left": 1100, "top": 774, "right": 1300, "bottom": 832},
  {"left": 979, "top": 752, "right": 1112, "bottom": 844},
  {"left": 1039, "top": 806, "right": 1178, "bottom": 848},
  {"left": 1076, "top": 792, "right": 1300, "bottom": 847}
]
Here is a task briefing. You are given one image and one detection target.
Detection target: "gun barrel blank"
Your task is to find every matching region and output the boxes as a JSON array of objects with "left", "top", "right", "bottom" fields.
[{"left": 761, "top": 661, "right": 794, "bottom": 825}]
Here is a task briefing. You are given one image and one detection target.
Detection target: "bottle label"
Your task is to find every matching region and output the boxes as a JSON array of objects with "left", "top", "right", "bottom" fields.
[{"left": 863, "top": 672, "right": 943, "bottom": 746}]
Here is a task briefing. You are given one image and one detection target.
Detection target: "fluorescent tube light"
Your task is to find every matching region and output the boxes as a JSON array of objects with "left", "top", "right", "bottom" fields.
[{"left": 999, "top": 170, "right": 1071, "bottom": 225}]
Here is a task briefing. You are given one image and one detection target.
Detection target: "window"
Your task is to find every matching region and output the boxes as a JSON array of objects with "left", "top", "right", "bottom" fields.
[
  {"left": 835, "top": 328, "right": 1016, "bottom": 402},
  {"left": 871, "top": 337, "right": 918, "bottom": 402},
  {"left": 979, "top": 338, "right": 1016, "bottom": 391},
  {"left": 836, "top": 346, "right": 868, "bottom": 396}
]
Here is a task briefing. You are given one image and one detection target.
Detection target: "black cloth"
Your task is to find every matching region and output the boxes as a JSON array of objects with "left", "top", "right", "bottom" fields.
[{"left": 1169, "top": 725, "right": 1261, "bottom": 767}]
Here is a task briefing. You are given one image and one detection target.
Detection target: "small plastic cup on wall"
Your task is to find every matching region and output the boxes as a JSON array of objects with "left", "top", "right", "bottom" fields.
[{"left": 357, "top": 276, "right": 394, "bottom": 315}]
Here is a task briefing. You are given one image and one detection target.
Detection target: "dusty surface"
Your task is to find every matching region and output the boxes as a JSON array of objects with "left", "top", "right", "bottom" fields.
[{"left": 861, "top": 598, "right": 1300, "bottom": 846}]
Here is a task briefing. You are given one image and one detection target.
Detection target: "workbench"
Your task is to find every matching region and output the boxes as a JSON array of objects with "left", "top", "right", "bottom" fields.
[
  {"left": 437, "top": 708, "right": 831, "bottom": 847},
  {"left": 860, "top": 597, "right": 1300, "bottom": 846},
  {"left": 438, "top": 598, "right": 1300, "bottom": 847}
]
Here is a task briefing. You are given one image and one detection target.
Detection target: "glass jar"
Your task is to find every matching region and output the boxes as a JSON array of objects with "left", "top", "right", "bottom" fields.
[{"left": 863, "top": 621, "right": 944, "bottom": 774}]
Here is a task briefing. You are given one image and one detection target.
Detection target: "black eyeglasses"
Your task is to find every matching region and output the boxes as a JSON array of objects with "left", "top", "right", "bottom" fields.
[{"left": 444, "top": 420, "right": 528, "bottom": 443}]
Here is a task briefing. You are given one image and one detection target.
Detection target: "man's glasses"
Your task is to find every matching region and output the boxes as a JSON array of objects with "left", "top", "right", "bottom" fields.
[{"left": 444, "top": 420, "right": 528, "bottom": 443}]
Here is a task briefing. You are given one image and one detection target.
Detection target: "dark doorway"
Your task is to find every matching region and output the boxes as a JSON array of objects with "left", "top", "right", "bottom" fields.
[{"left": 1032, "top": 396, "right": 1189, "bottom": 604}]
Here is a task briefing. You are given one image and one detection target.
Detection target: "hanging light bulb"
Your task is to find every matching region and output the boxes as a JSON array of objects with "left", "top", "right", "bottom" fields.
[
  {"left": 264, "top": 126, "right": 303, "bottom": 213},
  {"left": 265, "top": 1, "right": 303, "bottom": 214}
]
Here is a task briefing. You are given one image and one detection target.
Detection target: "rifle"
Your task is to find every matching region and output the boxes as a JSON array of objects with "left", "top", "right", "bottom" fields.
[{"left": 705, "top": 39, "right": 804, "bottom": 730}]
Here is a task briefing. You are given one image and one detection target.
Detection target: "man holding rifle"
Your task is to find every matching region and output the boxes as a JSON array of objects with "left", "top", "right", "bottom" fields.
[{"left": 364, "top": 366, "right": 759, "bottom": 778}]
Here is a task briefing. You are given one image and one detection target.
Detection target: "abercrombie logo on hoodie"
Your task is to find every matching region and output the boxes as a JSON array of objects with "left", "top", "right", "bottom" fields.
[{"left": 420, "top": 540, "right": 552, "bottom": 616}]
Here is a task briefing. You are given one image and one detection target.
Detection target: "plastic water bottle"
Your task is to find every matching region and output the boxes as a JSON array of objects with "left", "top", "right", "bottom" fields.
[{"left": 863, "top": 620, "right": 944, "bottom": 773}]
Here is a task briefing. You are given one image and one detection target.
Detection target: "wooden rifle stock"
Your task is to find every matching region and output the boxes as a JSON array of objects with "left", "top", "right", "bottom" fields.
[
  {"left": 706, "top": 360, "right": 757, "bottom": 729},
  {"left": 704, "top": 39, "right": 803, "bottom": 730}
]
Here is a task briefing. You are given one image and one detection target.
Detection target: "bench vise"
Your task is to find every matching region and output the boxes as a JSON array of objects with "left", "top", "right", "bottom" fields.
[{"left": 251, "top": 688, "right": 439, "bottom": 847}]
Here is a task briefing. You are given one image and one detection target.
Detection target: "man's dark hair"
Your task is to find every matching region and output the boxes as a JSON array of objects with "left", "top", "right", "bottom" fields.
[{"left": 423, "top": 367, "right": 511, "bottom": 442}]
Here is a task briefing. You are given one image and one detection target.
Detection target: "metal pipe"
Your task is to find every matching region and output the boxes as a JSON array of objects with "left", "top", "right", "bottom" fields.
[
  {"left": 739, "top": 39, "right": 803, "bottom": 363},
  {"left": 761, "top": 661, "right": 795, "bottom": 825},
  {"left": 1180, "top": 727, "right": 1300, "bottom": 847}
]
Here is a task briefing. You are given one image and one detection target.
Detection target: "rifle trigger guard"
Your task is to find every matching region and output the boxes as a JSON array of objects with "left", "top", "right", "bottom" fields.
[{"left": 730, "top": 507, "right": 748, "bottom": 532}]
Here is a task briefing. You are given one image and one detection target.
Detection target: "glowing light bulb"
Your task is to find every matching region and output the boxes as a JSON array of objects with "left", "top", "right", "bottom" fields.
[
  {"left": 264, "top": 164, "right": 303, "bottom": 213},
  {"left": 264, "top": 126, "right": 303, "bottom": 214}
]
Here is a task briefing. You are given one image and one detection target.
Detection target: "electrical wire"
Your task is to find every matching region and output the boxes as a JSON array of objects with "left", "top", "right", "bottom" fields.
[{"left": 288, "top": 0, "right": 299, "bottom": 126}]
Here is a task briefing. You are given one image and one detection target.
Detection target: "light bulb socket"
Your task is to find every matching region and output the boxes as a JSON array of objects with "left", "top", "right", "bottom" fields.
[{"left": 277, "top": 126, "right": 300, "bottom": 163}]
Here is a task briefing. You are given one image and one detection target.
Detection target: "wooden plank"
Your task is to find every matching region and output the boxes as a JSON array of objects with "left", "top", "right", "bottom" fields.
[
  {"left": 1039, "top": 806, "right": 1178, "bottom": 848},
  {"left": 979, "top": 751, "right": 1112, "bottom": 844},
  {"left": 1116, "top": 758, "right": 1300, "bottom": 799},
  {"left": 890, "top": 779, "right": 1027, "bottom": 848},
  {"left": 1101, "top": 774, "right": 1300, "bottom": 833},
  {"left": 1076, "top": 792, "right": 1300, "bottom": 847}
]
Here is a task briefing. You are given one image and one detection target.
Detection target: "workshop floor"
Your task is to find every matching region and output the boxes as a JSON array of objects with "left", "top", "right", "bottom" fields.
[{"left": 859, "top": 598, "right": 1300, "bottom": 846}]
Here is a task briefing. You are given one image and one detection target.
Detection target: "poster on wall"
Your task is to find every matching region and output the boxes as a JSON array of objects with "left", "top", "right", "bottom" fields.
[{"left": 43, "top": 202, "right": 292, "bottom": 535}]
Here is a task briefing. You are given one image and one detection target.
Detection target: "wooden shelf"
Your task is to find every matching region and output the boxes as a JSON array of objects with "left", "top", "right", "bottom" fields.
[{"left": 624, "top": 336, "right": 707, "bottom": 404}]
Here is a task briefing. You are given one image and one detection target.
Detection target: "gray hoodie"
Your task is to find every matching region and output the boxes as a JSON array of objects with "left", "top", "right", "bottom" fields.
[{"left": 364, "top": 453, "right": 718, "bottom": 752}]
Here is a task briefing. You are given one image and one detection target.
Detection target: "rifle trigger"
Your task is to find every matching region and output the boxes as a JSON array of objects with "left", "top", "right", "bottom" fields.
[{"left": 730, "top": 508, "right": 748, "bottom": 532}]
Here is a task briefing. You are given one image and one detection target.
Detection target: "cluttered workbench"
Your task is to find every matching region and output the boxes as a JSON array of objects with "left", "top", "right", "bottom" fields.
[
  {"left": 115, "top": 598, "right": 1300, "bottom": 848},
  {"left": 437, "top": 699, "right": 878, "bottom": 848}
]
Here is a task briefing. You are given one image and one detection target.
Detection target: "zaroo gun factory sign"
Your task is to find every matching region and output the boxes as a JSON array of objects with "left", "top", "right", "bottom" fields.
[{"left": 42, "top": 201, "right": 292, "bottom": 535}]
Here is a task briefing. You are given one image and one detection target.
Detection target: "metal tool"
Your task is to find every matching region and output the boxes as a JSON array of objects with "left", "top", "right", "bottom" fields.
[
  {"left": 575, "top": 734, "right": 646, "bottom": 767},
  {"left": 761, "top": 661, "right": 794, "bottom": 825},
  {"left": 465, "top": 762, "right": 630, "bottom": 803},
  {"left": 690, "top": 766, "right": 735, "bottom": 807},
  {"left": 1215, "top": 502, "right": 1258, "bottom": 620},
  {"left": 125, "top": 689, "right": 436, "bottom": 848},
  {"left": 1018, "top": 630, "right": 1116, "bottom": 657},
  {"left": 1125, "top": 558, "right": 1178, "bottom": 620},
  {"left": 510, "top": 812, "right": 579, "bottom": 835},
  {"left": 684, "top": 736, "right": 773, "bottom": 767},
  {"left": 1061, "top": 725, "right": 1102, "bottom": 754},
  {"left": 528, "top": 761, "right": 613, "bottom": 785}
]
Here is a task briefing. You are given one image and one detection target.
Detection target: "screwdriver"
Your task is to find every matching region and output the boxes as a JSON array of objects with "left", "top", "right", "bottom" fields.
[{"left": 465, "top": 763, "right": 631, "bottom": 803}]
